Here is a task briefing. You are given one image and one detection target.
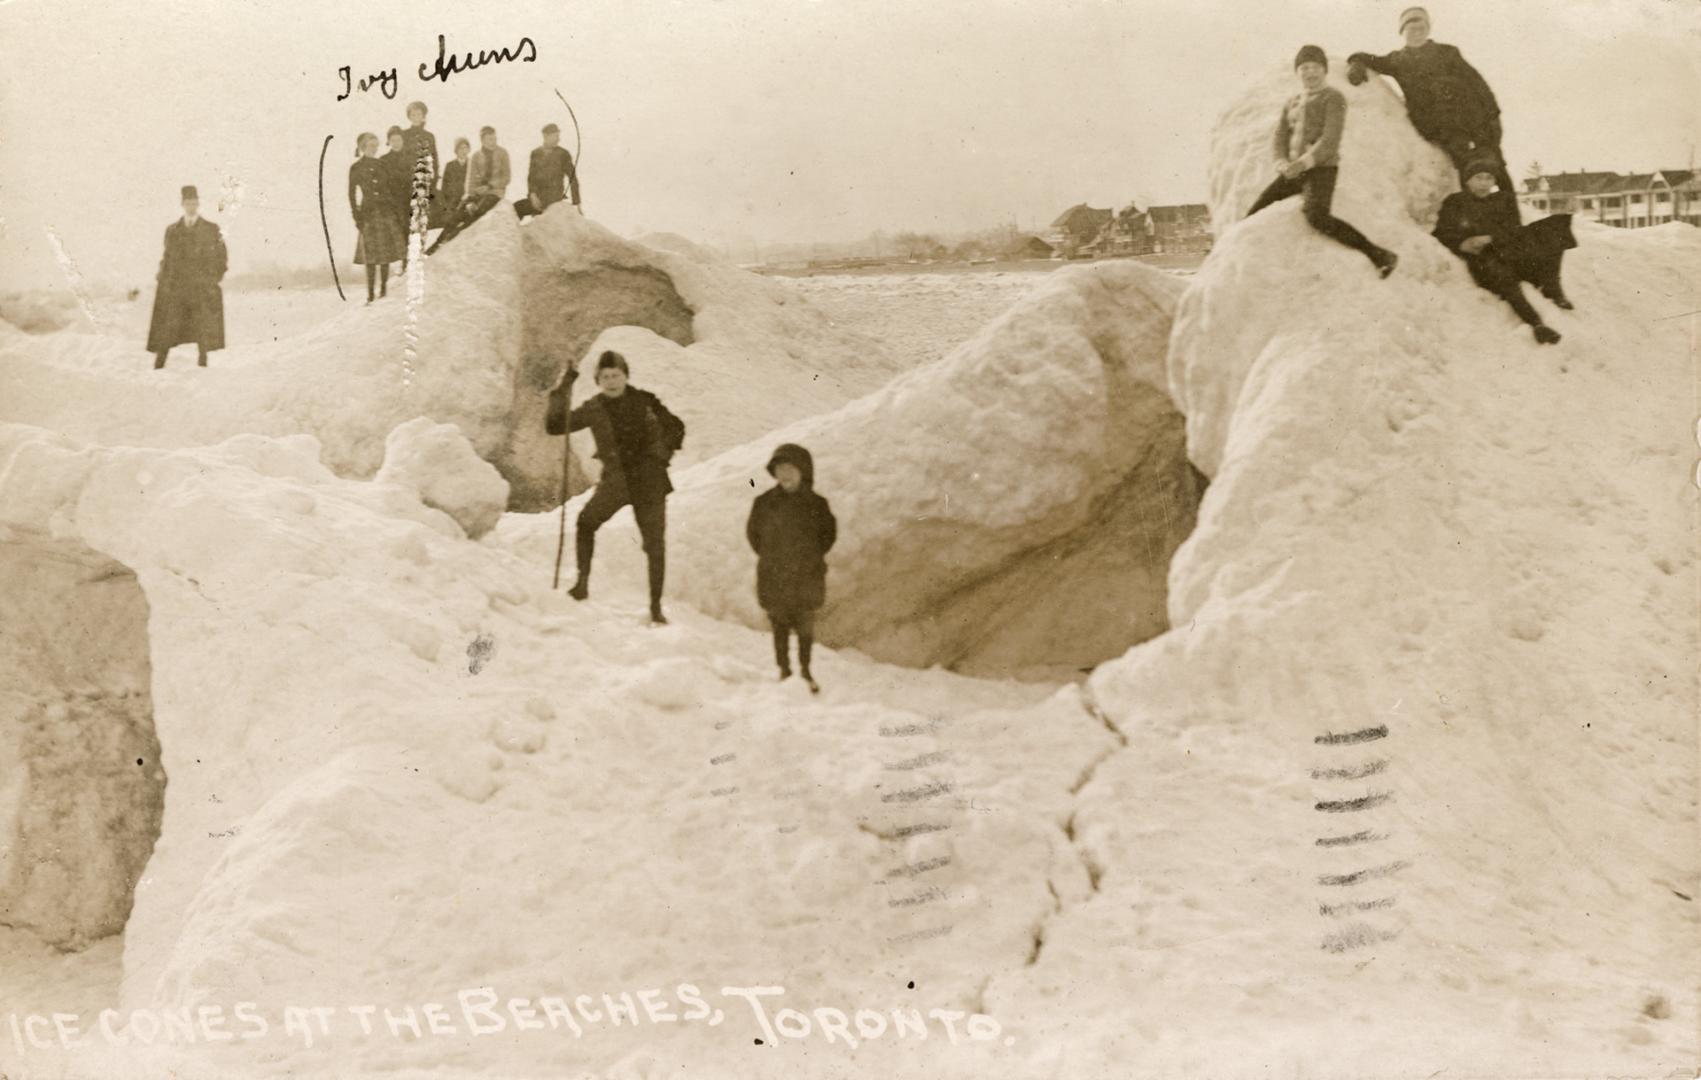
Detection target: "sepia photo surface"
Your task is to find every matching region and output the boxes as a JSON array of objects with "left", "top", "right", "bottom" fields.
[{"left": 0, "top": 1, "right": 1697, "bottom": 1077}]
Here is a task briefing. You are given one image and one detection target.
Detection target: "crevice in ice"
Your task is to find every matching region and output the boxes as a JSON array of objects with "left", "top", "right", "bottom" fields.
[
  {"left": 0, "top": 539, "right": 165, "bottom": 952},
  {"left": 500, "top": 252, "right": 698, "bottom": 511}
]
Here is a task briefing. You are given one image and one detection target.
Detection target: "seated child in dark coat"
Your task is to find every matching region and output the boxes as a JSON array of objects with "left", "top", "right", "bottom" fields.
[
  {"left": 746, "top": 444, "right": 837, "bottom": 693},
  {"left": 1433, "top": 155, "right": 1576, "bottom": 345}
]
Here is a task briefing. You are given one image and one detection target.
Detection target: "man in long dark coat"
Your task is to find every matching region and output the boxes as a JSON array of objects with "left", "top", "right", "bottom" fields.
[
  {"left": 147, "top": 185, "right": 226, "bottom": 369},
  {"left": 1347, "top": 6, "right": 1517, "bottom": 212}
]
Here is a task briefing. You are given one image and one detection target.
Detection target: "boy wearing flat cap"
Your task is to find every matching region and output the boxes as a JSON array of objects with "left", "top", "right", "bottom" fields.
[{"left": 516, "top": 122, "right": 580, "bottom": 220}]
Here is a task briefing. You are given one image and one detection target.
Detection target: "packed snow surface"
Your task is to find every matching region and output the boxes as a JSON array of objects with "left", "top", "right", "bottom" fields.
[
  {"left": 0, "top": 58, "right": 1696, "bottom": 1080},
  {"left": 375, "top": 418, "right": 510, "bottom": 540}
]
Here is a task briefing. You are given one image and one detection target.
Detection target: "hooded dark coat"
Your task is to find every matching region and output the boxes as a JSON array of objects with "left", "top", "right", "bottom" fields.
[
  {"left": 746, "top": 444, "right": 837, "bottom": 613},
  {"left": 146, "top": 217, "right": 226, "bottom": 353}
]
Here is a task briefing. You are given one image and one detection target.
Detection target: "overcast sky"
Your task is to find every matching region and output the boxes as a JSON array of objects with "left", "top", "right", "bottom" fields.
[{"left": 1, "top": 0, "right": 1697, "bottom": 290}]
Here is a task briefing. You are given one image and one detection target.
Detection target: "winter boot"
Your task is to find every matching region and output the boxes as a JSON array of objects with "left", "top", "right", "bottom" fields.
[
  {"left": 152, "top": 351, "right": 168, "bottom": 370},
  {"left": 648, "top": 603, "right": 668, "bottom": 626},
  {"left": 568, "top": 530, "right": 593, "bottom": 600},
  {"left": 799, "top": 635, "right": 818, "bottom": 693},
  {"left": 1532, "top": 324, "right": 1561, "bottom": 345},
  {"left": 1539, "top": 272, "right": 1573, "bottom": 310},
  {"left": 772, "top": 624, "right": 792, "bottom": 679},
  {"left": 1372, "top": 248, "right": 1399, "bottom": 279}
]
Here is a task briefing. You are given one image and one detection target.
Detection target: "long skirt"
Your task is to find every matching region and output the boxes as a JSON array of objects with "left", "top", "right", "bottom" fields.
[{"left": 355, "top": 212, "right": 405, "bottom": 265}]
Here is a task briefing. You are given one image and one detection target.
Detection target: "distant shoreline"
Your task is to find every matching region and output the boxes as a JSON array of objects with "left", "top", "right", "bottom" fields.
[{"left": 755, "top": 252, "right": 1206, "bottom": 278}]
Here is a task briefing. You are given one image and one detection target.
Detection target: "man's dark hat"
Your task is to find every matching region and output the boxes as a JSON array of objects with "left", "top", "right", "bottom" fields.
[
  {"left": 180, "top": 185, "right": 198, "bottom": 200},
  {"left": 542, "top": 122, "right": 560, "bottom": 135}
]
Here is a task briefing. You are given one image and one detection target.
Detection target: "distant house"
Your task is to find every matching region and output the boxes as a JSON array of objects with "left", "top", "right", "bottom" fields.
[
  {"left": 1520, "top": 169, "right": 1701, "bottom": 228},
  {"left": 1012, "top": 235, "right": 1056, "bottom": 259},
  {"left": 1081, "top": 204, "right": 1157, "bottom": 258},
  {"left": 1047, "top": 204, "right": 1114, "bottom": 257},
  {"left": 1146, "top": 204, "right": 1214, "bottom": 253}
]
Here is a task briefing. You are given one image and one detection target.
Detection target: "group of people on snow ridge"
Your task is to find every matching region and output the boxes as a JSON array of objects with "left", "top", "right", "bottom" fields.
[
  {"left": 548, "top": 351, "right": 836, "bottom": 694},
  {"left": 147, "top": 99, "right": 583, "bottom": 367},
  {"left": 347, "top": 100, "right": 582, "bottom": 302},
  {"left": 1250, "top": 7, "right": 1576, "bottom": 345}
]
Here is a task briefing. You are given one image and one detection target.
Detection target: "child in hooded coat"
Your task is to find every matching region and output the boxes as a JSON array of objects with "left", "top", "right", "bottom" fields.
[{"left": 746, "top": 444, "right": 837, "bottom": 692}]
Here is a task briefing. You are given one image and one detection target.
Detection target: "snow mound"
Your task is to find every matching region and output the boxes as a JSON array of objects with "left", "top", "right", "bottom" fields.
[
  {"left": 2, "top": 205, "right": 910, "bottom": 519},
  {"left": 0, "top": 418, "right": 1108, "bottom": 1079},
  {"left": 375, "top": 418, "right": 510, "bottom": 539},
  {"left": 985, "top": 62, "right": 1701, "bottom": 1076},
  {"left": 0, "top": 213, "right": 524, "bottom": 485},
  {"left": 498, "top": 259, "right": 1202, "bottom": 679}
]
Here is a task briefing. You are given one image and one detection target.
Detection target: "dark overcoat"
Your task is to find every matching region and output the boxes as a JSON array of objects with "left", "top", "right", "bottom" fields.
[
  {"left": 1349, "top": 42, "right": 1502, "bottom": 148},
  {"left": 146, "top": 217, "right": 226, "bottom": 353},
  {"left": 547, "top": 385, "right": 683, "bottom": 498},
  {"left": 746, "top": 444, "right": 837, "bottom": 613}
]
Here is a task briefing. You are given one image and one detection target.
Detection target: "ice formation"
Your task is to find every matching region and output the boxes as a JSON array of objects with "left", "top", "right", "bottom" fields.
[
  {"left": 0, "top": 205, "right": 903, "bottom": 514},
  {"left": 496, "top": 258, "right": 1202, "bottom": 679},
  {"left": 374, "top": 417, "right": 510, "bottom": 539},
  {"left": 0, "top": 56, "right": 1695, "bottom": 1080}
]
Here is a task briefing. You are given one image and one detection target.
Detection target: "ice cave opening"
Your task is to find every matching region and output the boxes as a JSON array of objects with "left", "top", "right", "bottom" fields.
[
  {"left": 499, "top": 236, "right": 698, "bottom": 511},
  {"left": 0, "top": 538, "right": 164, "bottom": 952}
]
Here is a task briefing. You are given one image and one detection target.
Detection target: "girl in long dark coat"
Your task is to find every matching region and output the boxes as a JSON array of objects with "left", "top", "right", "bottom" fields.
[
  {"left": 349, "top": 132, "right": 403, "bottom": 302},
  {"left": 746, "top": 443, "right": 837, "bottom": 692},
  {"left": 380, "top": 126, "right": 413, "bottom": 269}
]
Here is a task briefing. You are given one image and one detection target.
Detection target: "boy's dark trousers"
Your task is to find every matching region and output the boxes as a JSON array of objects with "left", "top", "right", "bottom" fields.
[
  {"left": 426, "top": 194, "right": 500, "bottom": 254},
  {"left": 1463, "top": 226, "right": 1568, "bottom": 327},
  {"left": 573, "top": 474, "right": 666, "bottom": 608},
  {"left": 1247, "top": 166, "right": 1383, "bottom": 262},
  {"left": 768, "top": 608, "right": 816, "bottom": 675}
]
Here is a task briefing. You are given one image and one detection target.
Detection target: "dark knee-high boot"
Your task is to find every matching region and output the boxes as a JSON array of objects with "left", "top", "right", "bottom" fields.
[
  {"left": 1539, "top": 264, "right": 1573, "bottom": 309},
  {"left": 772, "top": 620, "right": 792, "bottom": 677},
  {"left": 569, "top": 526, "right": 593, "bottom": 600},
  {"left": 647, "top": 549, "right": 666, "bottom": 623}
]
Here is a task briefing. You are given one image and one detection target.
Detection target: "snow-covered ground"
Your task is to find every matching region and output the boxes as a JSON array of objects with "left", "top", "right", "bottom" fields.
[{"left": 1, "top": 56, "right": 1697, "bottom": 1080}]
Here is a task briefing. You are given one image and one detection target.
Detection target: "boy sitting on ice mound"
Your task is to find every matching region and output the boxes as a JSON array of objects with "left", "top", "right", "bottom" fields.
[
  {"left": 1244, "top": 45, "right": 1399, "bottom": 279},
  {"left": 1432, "top": 154, "right": 1576, "bottom": 345},
  {"left": 746, "top": 444, "right": 837, "bottom": 694}
]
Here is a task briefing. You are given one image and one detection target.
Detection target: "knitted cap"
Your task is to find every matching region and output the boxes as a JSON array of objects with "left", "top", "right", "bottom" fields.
[
  {"left": 1462, "top": 153, "right": 1502, "bottom": 182},
  {"left": 1294, "top": 44, "right": 1328, "bottom": 70},
  {"left": 1399, "top": 6, "right": 1429, "bottom": 31}
]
